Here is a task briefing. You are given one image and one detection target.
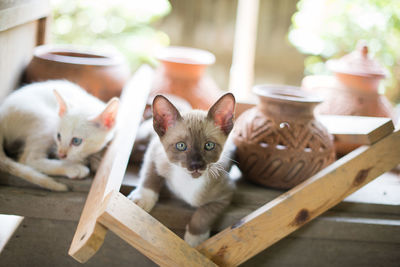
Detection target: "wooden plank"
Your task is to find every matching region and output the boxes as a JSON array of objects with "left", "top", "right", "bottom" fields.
[
  {"left": 68, "top": 66, "right": 153, "bottom": 262},
  {"left": 0, "top": 217, "right": 157, "bottom": 267},
  {"left": 229, "top": 0, "right": 259, "bottom": 99},
  {"left": 316, "top": 115, "right": 394, "bottom": 145},
  {"left": 0, "top": 214, "right": 23, "bottom": 253},
  {"left": 98, "top": 191, "right": 217, "bottom": 267},
  {"left": 196, "top": 129, "right": 400, "bottom": 266},
  {"left": 1, "top": 183, "right": 399, "bottom": 244},
  {"left": 3, "top": 217, "right": 399, "bottom": 267},
  {"left": 0, "top": 21, "right": 38, "bottom": 101},
  {"left": 0, "top": 0, "right": 50, "bottom": 32}
]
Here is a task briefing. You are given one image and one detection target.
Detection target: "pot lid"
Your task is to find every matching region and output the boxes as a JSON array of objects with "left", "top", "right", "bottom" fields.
[{"left": 327, "top": 41, "right": 386, "bottom": 78}]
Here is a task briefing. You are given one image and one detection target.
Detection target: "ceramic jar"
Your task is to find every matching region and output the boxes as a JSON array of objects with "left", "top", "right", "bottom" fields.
[
  {"left": 232, "top": 85, "right": 336, "bottom": 189},
  {"left": 151, "top": 46, "right": 222, "bottom": 110},
  {"left": 302, "top": 41, "right": 394, "bottom": 155},
  {"left": 25, "top": 45, "right": 130, "bottom": 101}
]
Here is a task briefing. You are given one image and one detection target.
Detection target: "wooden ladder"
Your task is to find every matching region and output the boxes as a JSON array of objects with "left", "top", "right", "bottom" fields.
[{"left": 68, "top": 65, "right": 399, "bottom": 267}]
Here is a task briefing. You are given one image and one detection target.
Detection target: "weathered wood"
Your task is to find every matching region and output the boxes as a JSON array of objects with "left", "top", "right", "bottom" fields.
[
  {"left": 0, "top": 21, "right": 39, "bottom": 101},
  {"left": 97, "top": 191, "right": 217, "bottom": 267},
  {"left": 316, "top": 115, "right": 394, "bottom": 145},
  {"left": 197, "top": 129, "right": 400, "bottom": 266},
  {"left": 229, "top": 0, "right": 259, "bottom": 99},
  {"left": 3, "top": 217, "right": 399, "bottom": 267},
  {"left": 0, "top": 217, "right": 157, "bottom": 267},
  {"left": 68, "top": 66, "right": 152, "bottom": 262},
  {"left": 0, "top": 0, "right": 50, "bottom": 32}
]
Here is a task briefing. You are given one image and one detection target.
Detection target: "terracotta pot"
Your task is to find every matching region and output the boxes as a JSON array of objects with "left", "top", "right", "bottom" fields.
[
  {"left": 25, "top": 45, "right": 130, "bottom": 101},
  {"left": 151, "top": 46, "right": 223, "bottom": 110},
  {"left": 232, "top": 85, "right": 336, "bottom": 189},
  {"left": 302, "top": 41, "right": 394, "bottom": 155}
]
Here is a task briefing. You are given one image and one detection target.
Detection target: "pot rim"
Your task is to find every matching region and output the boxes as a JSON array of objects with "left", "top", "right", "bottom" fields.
[
  {"left": 156, "top": 46, "right": 216, "bottom": 66},
  {"left": 33, "top": 45, "right": 125, "bottom": 66},
  {"left": 253, "top": 84, "right": 323, "bottom": 104}
]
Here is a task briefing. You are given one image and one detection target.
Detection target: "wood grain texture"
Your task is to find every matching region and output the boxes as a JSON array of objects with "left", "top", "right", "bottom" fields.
[
  {"left": 68, "top": 66, "right": 153, "bottom": 262},
  {"left": 98, "top": 191, "right": 217, "bottom": 267},
  {"left": 197, "top": 129, "right": 400, "bottom": 267}
]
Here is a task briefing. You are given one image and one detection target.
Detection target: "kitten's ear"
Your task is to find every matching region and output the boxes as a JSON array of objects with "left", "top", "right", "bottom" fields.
[
  {"left": 91, "top": 97, "right": 119, "bottom": 130},
  {"left": 53, "top": 90, "right": 67, "bottom": 117},
  {"left": 152, "top": 95, "right": 182, "bottom": 137},
  {"left": 207, "top": 93, "right": 236, "bottom": 135}
]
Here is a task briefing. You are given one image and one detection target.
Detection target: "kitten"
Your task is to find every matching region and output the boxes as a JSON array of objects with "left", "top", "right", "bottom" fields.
[
  {"left": 0, "top": 80, "right": 119, "bottom": 191},
  {"left": 128, "top": 93, "right": 236, "bottom": 247}
]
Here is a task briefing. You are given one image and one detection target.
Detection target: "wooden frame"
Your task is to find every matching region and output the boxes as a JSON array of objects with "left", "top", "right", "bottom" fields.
[{"left": 69, "top": 65, "right": 399, "bottom": 266}]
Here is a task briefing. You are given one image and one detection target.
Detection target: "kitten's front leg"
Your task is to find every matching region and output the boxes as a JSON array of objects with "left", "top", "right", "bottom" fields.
[
  {"left": 185, "top": 196, "right": 232, "bottom": 247},
  {"left": 127, "top": 160, "right": 164, "bottom": 213},
  {"left": 27, "top": 158, "right": 90, "bottom": 179}
]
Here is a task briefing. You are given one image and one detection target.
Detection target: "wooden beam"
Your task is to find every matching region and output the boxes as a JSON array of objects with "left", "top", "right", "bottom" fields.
[
  {"left": 98, "top": 191, "right": 217, "bottom": 267},
  {"left": 0, "top": 0, "right": 50, "bottom": 32},
  {"left": 229, "top": 0, "right": 259, "bottom": 100},
  {"left": 316, "top": 115, "right": 394, "bottom": 145},
  {"left": 68, "top": 66, "right": 153, "bottom": 262},
  {"left": 197, "top": 129, "right": 400, "bottom": 266}
]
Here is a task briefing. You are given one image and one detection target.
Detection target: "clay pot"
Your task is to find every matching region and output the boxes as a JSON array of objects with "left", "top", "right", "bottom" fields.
[
  {"left": 151, "top": 46, "right": 223, "bottom": 110},
  {"left": 25, "top": 45, "right": 130, "bottom": 101},
  {"left": 302, "top": 41, "right": 394, "bottom": 155},
  {"left": 232, "top": 85, "right": 336, "bottom": 189}
]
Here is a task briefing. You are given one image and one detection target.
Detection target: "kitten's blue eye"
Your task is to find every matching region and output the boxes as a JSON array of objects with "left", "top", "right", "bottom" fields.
[
  {"left": 205, "top": 141, "right": 215, "bottom": 151},
  {"left": 176, "top": 142, "right": 187, "bottom": 151},
  {"left": 71, "top": 137, "right": 82, "bottom": 146},
  {"left": 57, "top": 133, "right": 61, "bottom": 141}
]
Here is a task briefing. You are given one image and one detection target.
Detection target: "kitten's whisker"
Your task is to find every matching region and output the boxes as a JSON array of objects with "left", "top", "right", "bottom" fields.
[{"left": 221, "top": 154, "right": 239, "bottom": 164}]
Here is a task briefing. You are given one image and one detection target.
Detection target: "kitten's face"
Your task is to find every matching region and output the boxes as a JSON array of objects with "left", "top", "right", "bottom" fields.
[
  {"left": 56, "top": 114, "right": 112, "bottom": 162},
  {"left": 162, "top": 111, "right": 227, "bottom": 178},
  {"left": 153, "top": 93, "right": 235, "bottom": 178},
  {"left": 54, "top": 90, "right": 118, "bottom": 162}
]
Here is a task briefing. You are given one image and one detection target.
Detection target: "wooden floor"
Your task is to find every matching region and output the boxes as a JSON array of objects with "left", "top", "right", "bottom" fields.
[{"left": 0, "top": 165, "right": 399, "bottom": 266}]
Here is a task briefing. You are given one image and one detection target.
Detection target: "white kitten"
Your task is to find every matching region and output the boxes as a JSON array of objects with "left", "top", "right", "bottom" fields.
[{"left": 0, "top": 80, "right": 119, "bottom": 191}]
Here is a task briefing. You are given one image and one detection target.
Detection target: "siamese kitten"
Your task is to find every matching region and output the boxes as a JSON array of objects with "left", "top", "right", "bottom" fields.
[
  {"left": 128, "top": 93, "right": 236, "bottom": 247},
  {"left": 0, "top": 81, "right": 119, "bottom": 191}
]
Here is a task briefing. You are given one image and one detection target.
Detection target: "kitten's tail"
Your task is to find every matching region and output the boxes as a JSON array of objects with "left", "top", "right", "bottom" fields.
[{"left": 0, "top": 135, "right": 68, "bottom": 191}]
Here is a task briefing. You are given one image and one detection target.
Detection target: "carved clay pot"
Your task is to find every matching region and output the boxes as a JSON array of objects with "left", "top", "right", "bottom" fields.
[
  {"left": 232, "top": 85, "right": 336, "bottom": 189},
  {"left": 25, "top": 45, "right": 130, "bottom": 101},
  {"left": 302, "top": 41, "right": 394, "bottom": 155},
  {"left": 151, "top": 46, "right": 222, "bottom": 110}
]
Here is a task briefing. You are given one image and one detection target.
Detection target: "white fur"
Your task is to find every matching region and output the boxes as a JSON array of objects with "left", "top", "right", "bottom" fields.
[
  {"left": 164, "top": 164, "right": 208, "bottom": 207},
  {"left": 0, "top": 81, "right": 117, "bottom": 191},
  {"left": 184, "top": 229, "right": 210, "bottom": 247},
  {"left": 127, "top": 187, "right": 159, "bottom": 212}
]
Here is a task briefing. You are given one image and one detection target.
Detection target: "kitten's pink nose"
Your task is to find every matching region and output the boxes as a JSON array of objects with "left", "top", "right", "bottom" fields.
[{"left": 58, "top": 152, "right": 67, "bottom": 159}]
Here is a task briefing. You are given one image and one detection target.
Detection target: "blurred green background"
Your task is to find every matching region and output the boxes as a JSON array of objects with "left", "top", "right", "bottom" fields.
[
  {"left": 50, "top": 0, "right": 400, "bottom": 104},
  {"left": 288, "top": 0, "right": 400, "bottom": 104},
  {"left": 50, "top": 0, "right": 171, "bottom": 70}
]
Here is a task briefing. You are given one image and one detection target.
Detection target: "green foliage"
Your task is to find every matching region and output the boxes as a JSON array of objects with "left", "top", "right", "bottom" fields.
[
  {"left": 51, "top": 0, "right": 171, "bottom": 71},
  {"left": 288, "top": 0, "right": 400, "bottom": 103}
]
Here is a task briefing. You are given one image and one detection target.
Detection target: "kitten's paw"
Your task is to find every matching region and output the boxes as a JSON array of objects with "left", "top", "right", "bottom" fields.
[
  {"left": 184, "top": 228, "right": 210, "bottom": 247},
  {"left": 65, "top": 164, "right": 90, "bottom": 179},
  {"left": 127, "top": 188, "right": 158, "bottom": 212},
  {"left": 49, "top": 181, "right": 69, "bottom": 192}
]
